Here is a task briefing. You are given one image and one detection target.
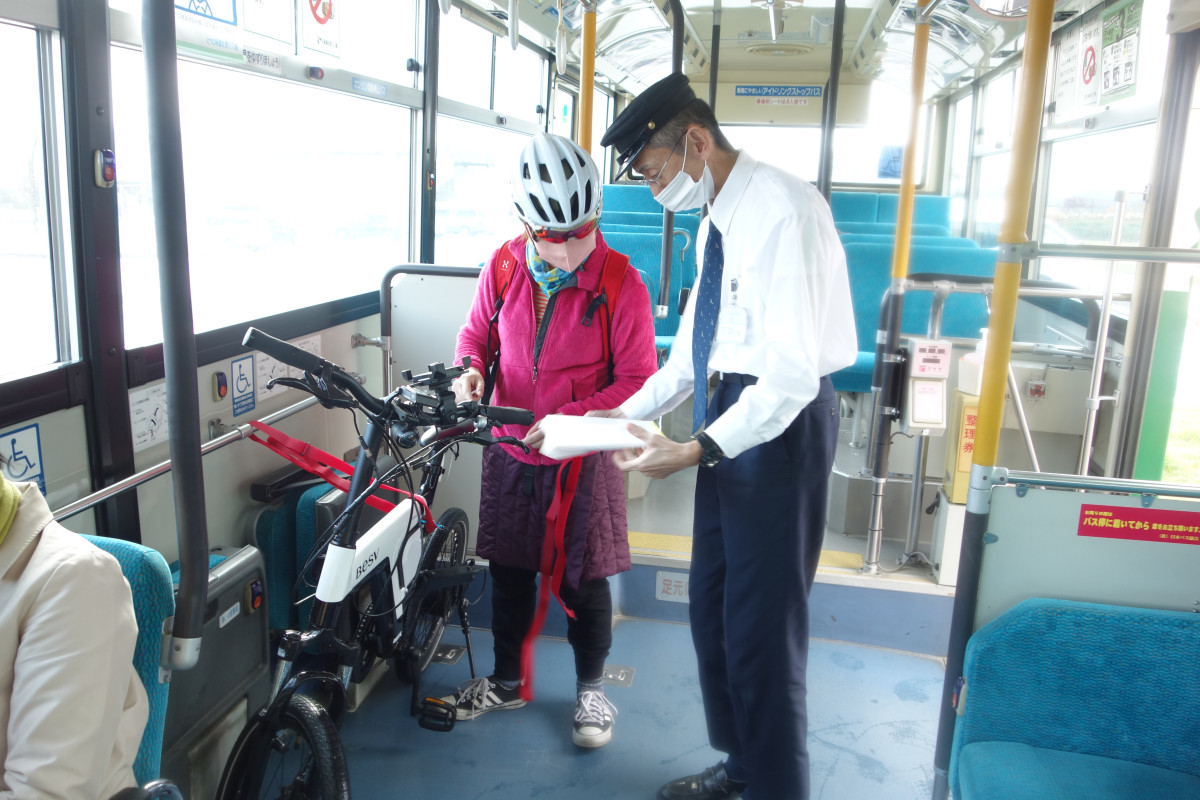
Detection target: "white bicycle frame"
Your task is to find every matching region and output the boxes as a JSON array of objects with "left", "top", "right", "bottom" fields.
[{"left": 315, "top": 498, "right": 427, "bottom": 634}]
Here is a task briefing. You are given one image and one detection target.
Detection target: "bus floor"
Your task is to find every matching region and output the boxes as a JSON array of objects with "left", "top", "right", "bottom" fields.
[
  {"left": 340, "top": 621, "right": 945, "bottom": 799},
  {"left": 625, "top": 449, "right": 930, "bottom": 581}
]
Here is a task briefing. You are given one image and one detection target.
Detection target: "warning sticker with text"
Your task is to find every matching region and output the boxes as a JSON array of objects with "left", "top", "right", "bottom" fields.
[{"left": 1077, "top": 504, "right": 1200, "bottom": 545}]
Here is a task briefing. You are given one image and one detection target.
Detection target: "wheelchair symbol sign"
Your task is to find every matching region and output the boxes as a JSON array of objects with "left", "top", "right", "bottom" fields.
[
  {"left": 2, "top": 424, "right": 46, "bottom": 495},
  {"left": 232, "top": 355, "right": 256, "bottom": 417}
]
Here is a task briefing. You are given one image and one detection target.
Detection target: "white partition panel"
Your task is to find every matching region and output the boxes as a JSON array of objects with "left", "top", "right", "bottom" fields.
[
  {"left": 388, "top": 270, "right": 485, "bottom": 546},
  {"left": 976, "top": 484, "right": 1200, "bottom": 628}
]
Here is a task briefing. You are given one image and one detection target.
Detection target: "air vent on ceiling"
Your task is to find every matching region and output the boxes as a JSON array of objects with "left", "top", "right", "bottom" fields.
[{"left": 746, "top": 42, "right": 814, "bottom": 56}]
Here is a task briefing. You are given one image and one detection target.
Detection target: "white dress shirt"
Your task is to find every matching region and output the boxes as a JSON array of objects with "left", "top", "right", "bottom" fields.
[{"left": 620, "top": 150, "right": 856, "bottom": 459}]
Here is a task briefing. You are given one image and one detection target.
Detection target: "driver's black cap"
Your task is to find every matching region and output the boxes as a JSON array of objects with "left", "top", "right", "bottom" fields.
[{"left": 601, "top": 73, "right": 696, "bottom": 180}]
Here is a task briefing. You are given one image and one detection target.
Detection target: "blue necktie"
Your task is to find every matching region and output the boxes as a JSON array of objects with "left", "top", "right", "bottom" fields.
[{"left": 692, "top": 225, "right": 724, "bottom": 434}]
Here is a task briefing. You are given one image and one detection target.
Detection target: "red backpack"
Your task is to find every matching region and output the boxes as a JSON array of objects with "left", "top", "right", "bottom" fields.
[{"left": 481, "top": 237, "right": 630, "bottom": 403}]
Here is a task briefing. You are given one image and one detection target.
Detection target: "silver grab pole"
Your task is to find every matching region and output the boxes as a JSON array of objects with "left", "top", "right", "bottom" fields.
[{"left": 1076, "top": 190, "right": 1128, "bottom": 474}]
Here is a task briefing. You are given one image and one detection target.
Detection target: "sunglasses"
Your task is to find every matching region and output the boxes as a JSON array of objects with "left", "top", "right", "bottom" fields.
[{"left": 524, "top": 216, "right": 600, "bottom": 244}]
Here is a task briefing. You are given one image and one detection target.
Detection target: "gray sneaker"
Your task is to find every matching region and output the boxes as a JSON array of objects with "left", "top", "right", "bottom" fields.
[
  {"left": 440, "top": 676, "right": 526, "bottom": 721},
  {"left": 572, "top": 688, "right": 616, "bottom": 747}
]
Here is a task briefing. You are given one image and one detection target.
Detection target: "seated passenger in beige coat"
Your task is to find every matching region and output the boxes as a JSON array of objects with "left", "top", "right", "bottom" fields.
[{"left": 0, "top": 465, "right": 147, "bottom": 800}]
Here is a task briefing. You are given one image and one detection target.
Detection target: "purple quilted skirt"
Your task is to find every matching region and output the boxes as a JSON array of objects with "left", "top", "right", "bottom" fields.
[{"left": 475, "top": 444, "right": 631, "bottom": 589}]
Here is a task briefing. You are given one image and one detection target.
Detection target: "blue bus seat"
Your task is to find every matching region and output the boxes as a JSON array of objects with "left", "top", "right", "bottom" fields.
[
  {"left": 830, "top": 191, "right": 879, "bottom": 223},
  {"left": 950, "top": 598, "right": 1200, "bottom": 800},
  {"left": 82, "top": 535, "right": 175, "bottom": 786},
  {"left": 875, "top": 193, "right": 953, "bottom": 230},
  {"left": 254, "top": 484, "right": 329, "bottom": 631},
  {"left": 603, "top": 229, "right": 687, "bottom": 360},
  {"left": 603, "top": 184, "right": 700, "bottom": 214},
  {"left": 831, "top": 242, "right": 995, "bottom": 394},
  {"left": 836, "top": 220, "right": 952, "bottom": 237},
  {"left": 839, "top": 233, "right": 978, "bottom": 248},
  {"left": 602, "top": 184, "right": 660, "bottom": 213}
]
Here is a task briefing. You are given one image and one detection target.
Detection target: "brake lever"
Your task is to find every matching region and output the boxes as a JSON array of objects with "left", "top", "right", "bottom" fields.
[
  {"left": 469, "top": 432, "right": 531, "bottom": 454},
  {"left": 267, "top": 376, "right": 356, "bottom": 409}
]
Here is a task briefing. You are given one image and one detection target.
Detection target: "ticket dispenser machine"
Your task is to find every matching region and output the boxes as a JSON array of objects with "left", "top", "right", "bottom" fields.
[
  {"left": 900, "top": 338, "right": 953, "bottom": 436},
  {"left": 160, "top": 546, "right": 272, "bottom": 799}
]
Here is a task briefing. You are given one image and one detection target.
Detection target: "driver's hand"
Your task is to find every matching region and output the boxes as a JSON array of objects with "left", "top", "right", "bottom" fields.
[
  {"left": 521, "top": 419, "right": 545, "bottom": 450},
  {"left": 453, "top": 367, "right": 485, "bottom": 404}
]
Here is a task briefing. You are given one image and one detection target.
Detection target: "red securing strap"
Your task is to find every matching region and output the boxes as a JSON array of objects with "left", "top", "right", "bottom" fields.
[
  {"left": 246, "top": 420, "right": 434, "bottom": 532},
  {"left": 518, "top": 455, "right": 583, "bottom": 702}
]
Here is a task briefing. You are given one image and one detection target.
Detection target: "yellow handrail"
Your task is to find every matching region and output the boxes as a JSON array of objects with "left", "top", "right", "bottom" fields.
[
  {"left": 578, "top": 4, "right": 597, "bottom": 150},
  {"left": 972, "top": 0, "right": 1055, "bottom": 471},
  {"left": 891, "top": 0, "right": 933, "bottom": 281}
]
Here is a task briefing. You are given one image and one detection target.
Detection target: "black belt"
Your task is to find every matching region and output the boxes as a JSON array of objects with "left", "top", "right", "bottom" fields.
[{"left": 718, "top": 372, "right": 758, "bottom": 386}]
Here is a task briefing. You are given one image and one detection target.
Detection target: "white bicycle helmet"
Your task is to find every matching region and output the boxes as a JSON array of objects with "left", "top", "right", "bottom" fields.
[{"left": 512, "top": 133, "right": 602, "bottom": 231}]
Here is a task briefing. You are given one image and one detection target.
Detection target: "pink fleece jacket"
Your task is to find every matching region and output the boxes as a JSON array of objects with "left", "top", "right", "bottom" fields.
[{"left": 455, "top": 232, "right": 659, "bottom": 465}]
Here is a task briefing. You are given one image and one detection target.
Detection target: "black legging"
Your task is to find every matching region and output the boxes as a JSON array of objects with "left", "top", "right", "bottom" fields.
[{"left": 488, "top": 562, "right": 613, "bottom": 683}]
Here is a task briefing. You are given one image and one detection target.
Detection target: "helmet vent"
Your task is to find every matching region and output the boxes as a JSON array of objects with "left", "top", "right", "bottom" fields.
[
  {"left": 529, "top": 194, "right": 548, "bottom": 223},
  {"left": 559, "top": 157, "right": 575, "bottom": 181},
  {"left": 548, "top": 197, "right": 565, "bottom": 224}
]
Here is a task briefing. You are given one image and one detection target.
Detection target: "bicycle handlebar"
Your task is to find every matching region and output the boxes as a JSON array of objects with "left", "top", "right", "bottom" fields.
[
  {"left": 243, "top": 327, "right": 533, "bottom": 433},
  {"left": 243, "top": 327, "right": 386, "bottom": 416},
  {"left": 470, "top": 404, "right": 534, "bottom": 427}
]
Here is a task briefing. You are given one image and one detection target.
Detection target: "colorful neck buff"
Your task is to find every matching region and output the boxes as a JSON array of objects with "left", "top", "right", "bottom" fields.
[
  {"left": 0, "top": 476, "right": 19, "bottom": 546},
  {"left": 525, "top": 239, "right": 580, "bottom": 297}
]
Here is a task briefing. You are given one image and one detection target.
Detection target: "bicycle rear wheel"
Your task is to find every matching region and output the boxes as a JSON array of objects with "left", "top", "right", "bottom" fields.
[
  {"left": 216, "top": 694, "right": 350, "bottom": 800},
  {"left": 394, "top": 506, "right": 469, "bottom": 682}
]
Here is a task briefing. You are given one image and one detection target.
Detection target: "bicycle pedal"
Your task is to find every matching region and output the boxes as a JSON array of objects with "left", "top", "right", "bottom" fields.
[{"left": 417, "top": 696, "right": 456, "bottom": 732}]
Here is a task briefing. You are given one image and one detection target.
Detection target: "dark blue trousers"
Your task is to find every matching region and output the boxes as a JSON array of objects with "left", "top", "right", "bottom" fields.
[{"left": 691, "top": 374, "right": 838, "bottom": 800}]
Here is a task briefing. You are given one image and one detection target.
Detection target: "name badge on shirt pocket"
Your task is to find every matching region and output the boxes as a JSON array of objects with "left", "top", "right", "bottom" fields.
[{"left": 716, "top": 306, "right": 748, "bottom": 344}]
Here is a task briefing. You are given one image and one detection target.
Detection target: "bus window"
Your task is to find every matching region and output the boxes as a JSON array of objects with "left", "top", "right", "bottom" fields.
[
  {"left": 1036, "top": 124, "right": 1156, "bottom": 298},
  {"left": 1161, "top": 72, "right": 1200, "bottom": 483},
  {"left": 947, "top": 92, "right": 974, "bottom": 236},
  {"left": 0, "top": 22, "right": 71, "bottom": 381},
  {"left": 111, "top": 48, "right": 413, "bottom": 348},
  {"left": 439, "top": 10, "right": 498, "bottom": 110},
  {"left": 434, "top": 117, "right": 528, "bottom": 267}
]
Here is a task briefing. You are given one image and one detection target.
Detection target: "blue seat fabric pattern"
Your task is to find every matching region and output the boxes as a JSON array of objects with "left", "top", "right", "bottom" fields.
[
  {"left": 81, "top": 535, "right": 175, "bottom": 786},
  {"left": 957, "top": 741, "right": 1200, "bottom": 800},
  {"left": 949, "top": 598, "right": 1200, "bottom": 800}
]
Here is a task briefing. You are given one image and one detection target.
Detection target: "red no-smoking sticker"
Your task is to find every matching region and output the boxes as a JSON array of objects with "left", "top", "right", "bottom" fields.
[
  {"left": 1082, "top": 45, "right": 1097, "bottom": 85},
  {"left": 310, "top": 0, "right": 332, "bottom": 24}
]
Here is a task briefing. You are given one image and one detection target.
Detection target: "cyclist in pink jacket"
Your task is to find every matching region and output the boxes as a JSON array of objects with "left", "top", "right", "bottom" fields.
[{"left": 442, "top": 133, "right": 657, "bottom": 748}]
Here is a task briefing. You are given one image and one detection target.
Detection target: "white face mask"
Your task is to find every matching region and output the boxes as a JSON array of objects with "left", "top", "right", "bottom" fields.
[{"left": 654, "top": 137, "right": 714, "bottom": 212}]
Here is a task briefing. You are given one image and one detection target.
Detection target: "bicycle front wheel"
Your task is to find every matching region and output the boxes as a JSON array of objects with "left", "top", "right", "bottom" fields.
[
  {"left": 216, "top": 694, "right": 350, "bottom": 800},
  {"left": 395, "top": 506, "right": 469, "bottom": 681}
]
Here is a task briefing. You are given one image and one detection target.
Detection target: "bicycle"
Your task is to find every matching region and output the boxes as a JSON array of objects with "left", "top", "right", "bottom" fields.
[{"left": 216, "top": 327, "right": 533, "bottom": 800}]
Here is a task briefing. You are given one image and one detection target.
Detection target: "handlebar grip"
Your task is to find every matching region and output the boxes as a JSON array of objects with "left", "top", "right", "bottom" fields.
[
  {"left": 484, "top": 405, "right": 534, "bottom": 426},
  {"left": 243, "top": 327, "right": 326, "bottom": 374}
]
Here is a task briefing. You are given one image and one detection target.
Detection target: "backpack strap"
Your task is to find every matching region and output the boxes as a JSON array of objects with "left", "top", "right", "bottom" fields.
[
  {"left": 482, "top": 238, "right": 522, "bottom": 404},
  {"left": 579, "top": 248, "right": 630, "bottom": 382}
]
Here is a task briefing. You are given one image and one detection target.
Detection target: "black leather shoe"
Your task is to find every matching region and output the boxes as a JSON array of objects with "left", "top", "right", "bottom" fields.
[{"left": 657, "top": 763, "right": 748, "bottom": 799}]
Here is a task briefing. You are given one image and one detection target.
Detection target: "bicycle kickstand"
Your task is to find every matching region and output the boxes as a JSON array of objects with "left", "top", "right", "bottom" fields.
[{"left": 458, "top": 595, "right": 477, "bottom": 679}]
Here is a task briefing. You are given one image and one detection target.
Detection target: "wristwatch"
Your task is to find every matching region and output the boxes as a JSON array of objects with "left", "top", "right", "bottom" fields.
[{"left": 692, "top": 431, "right": 725, "bottom": 468}]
